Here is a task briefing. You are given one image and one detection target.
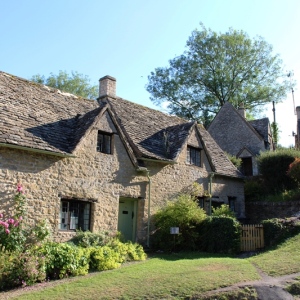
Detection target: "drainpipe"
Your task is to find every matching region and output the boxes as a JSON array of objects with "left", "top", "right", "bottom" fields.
[
  {"left": 137, "top": 167, "right": 151, "bottom": 248},
  {"left": 146, "top": 170, "right": 151, "bottom": 248},
  {"left": 209, "top": 172, "right": 214, "bottom": 216}
]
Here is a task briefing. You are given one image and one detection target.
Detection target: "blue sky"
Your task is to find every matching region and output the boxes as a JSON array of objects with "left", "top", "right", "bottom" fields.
[{"left": 1, "top": 0, "right": 299, "bottom": 147}]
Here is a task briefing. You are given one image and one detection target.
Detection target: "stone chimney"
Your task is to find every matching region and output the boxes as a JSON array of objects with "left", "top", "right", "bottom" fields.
[
  {"left": 238, "top": 103, "right": 246, "bottom": 118},
  {"left": 98, "top": 75, "right": 116, "bottom": 98}
]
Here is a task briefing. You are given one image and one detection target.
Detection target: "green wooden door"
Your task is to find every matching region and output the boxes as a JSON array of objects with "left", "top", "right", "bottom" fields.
[{"left": 117, "top": 198, "right": 137, "bottom": 242}]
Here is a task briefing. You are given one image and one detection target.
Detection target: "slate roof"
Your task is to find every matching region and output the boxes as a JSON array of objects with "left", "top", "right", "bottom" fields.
[
  {"left": 249, "top": 118, "right": 271, "bottom": 142},
  {"left": 0, "top": 71, "right": 99, "bottom": 155},
  {"left": 0, "top": 71, "right": 242, "bottom": 178}
]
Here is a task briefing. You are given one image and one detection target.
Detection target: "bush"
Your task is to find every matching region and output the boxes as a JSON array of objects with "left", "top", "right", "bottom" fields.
[
  {"left": 0, "top": 249, "right": 46, "bottom": 290},
  {"left": 36, "top": 242, "right": 90, "bottom": 279},
  {"left": 70, "top": 230, "right": 114, "bottom": 248},
  {"left": 262, "top": 218, "right": 300, "bottom": 247},
  {"left": 151, "top": 194, "right": 207, "bottom": 251},
  {"left": 90, "top": 240, "right": 147, "bottom": 271},
  {"left": 198, "top": 216, "right": 241, "bottom": 253},
  {"left": 212, "top": 204, "right": 236, "bottom": 218},
  {"left": 257, "top": 149, "right": 300, "bottom": 194},
  {"left": 287, "top": 157, "right": 300, "bottom": 185},
  {"left": 244, "top": 176, "right": 267, "bottom": 201}
]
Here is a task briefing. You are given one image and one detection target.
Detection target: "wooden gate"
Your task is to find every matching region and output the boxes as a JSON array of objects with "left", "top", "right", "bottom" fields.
[{"left": 240, "top": 224, "right": 264, "bottom": 251}]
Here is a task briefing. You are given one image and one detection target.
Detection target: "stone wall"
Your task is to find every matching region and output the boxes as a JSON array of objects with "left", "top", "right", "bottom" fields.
[{"left": 245, "top": 201, "right": 300, "bottom": 223}]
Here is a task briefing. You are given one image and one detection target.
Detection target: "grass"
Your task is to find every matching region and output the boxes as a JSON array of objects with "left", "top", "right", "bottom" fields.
[
  {"left": 248, "top": 233, "right": 300, "bottom": 276},
  {"left": 4, "top": 252, "right": 259, "bottom": 300}
]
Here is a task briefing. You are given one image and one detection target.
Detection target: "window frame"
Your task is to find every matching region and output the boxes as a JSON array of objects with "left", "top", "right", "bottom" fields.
[
  {"left": 59, "top": 199, "right": 91, "bottom": 232},
  {"left": 186, "top": 145, "right": 202, "bottom": 167},
  {"left": 97, "top": 131, "right": 113, "bottom": 154}
]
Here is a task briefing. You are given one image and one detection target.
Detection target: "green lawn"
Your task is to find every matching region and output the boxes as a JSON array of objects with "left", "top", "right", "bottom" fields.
[
  {"left": 4, "top": 252, "right": 259, "bottom": 300},
  {"left": 248, "top": 233, "right": 300, "bottom": 276},
  {"left": 4, "top": 234, "right": 300, "bottom": 300}
]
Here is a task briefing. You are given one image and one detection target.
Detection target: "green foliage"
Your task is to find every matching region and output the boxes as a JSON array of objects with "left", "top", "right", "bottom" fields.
[
  {"left": 257, "top": 149, "right": 300, "bottom": 194},
  {"left": 225, "top": 152, "right": 242, "bottom": 168},
  {"left": 36, "top": 242, "right": 90, "bottom": 279},
  {"left": 262, "top": 218, "right": 300, "bottom": 247},
  {"left": 147, "top": 23, "right": 291, "bottom": 123},
  {"left": 89, "top": 241, "right": 146, "bottom": 271},
  {"left": 31, "top": 70, "right": 98, "bottom": 99},
  {"left": 287, "top": 157, "right": 300, "bottom": 185},
  {"left": 271, "top": 121, "right": 279, "bottom": 146},
  {"left": 0, "top": 184, "right": 51, "bottom": 252},
  {"left": 152, "top": 194, "right": 207, "bottom": 251},
  {"left": 0, "top": 249, "right": 46, "bottom": 290},
  {"left": 70, "top": 230, "right": 114, "bottom": 248},
  {"left": 198, "top": 216, "right": 241, "bottom": 253},
  {"left": 244, "top": 176, "right": 267, "bottom": 201},
  {"left": 212, "top": 204, "right": 236, "bottom": 218}
]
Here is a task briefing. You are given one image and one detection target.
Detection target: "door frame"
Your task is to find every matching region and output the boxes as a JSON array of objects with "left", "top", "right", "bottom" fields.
[{"left": 117, "top": 197, "right": 138, "bottom": 242}]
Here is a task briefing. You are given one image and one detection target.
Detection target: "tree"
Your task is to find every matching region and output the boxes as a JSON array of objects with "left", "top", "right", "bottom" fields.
[
  {"left": 31, "top": 71, "right": 98, "bottom": 99},
  {"left": 146, "top": 24, "right": 292, "bottom": 125}
]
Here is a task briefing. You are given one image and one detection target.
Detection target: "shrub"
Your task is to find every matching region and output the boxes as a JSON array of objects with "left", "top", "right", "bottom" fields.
[
  {"left": 262, "top": 218, "right": 300, "bottom": 247},
  {"left": 287, "top": 157, "right": 300, "bottom": 185},
  {"left": 244, "top": 176, "right": 267, "bottom": 201},
  {"left": 151, "top": 194, "right": 207, "bottom": 251},
  {"left": 198, "top": 216, "right": 241, "bottom": 253},
  {"left": 36, "top": 242, "right": 90, "bottom": 279},
  {"left": 0, "top": 184, "right": 51, "bottom": 252},
  {"left": 225, "top": 152, "right": 242, "bottom": 168},
  {"left": 257, "top": 149, "right": 300, "bottom": 194},
  {"left": 90, "top": 246, "right": 122, "bottom": 271},
  {"left": 70, "top": 230, "right": 114, "bottom": 248},
  {"left": 212, "top": 204, "right": 235, "bottom": 218},
  {"left": 0, "top": 249, "right": 46, "bottom": 290}
]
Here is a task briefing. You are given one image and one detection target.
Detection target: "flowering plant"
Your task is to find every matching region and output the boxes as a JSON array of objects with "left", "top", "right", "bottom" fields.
[{"left": 0, "top": 184, "right": 26, "bottom": 252}]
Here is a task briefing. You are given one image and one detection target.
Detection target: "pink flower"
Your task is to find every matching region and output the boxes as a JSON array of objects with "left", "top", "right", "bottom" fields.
[
  {"left": 14, "top": 221, "right": 19, "bottom": 227},
  {"left": 17, "top": 183, "right": 23, "bottom": 193},
  {"left": 19, "top": 216, "right": 23, "bottom": 221},
  {"left": 7, "top": 218, "right": 15, "bottom": 224},
  {"left": 5, "top": 229, "right": 10, "bottom": 234},
  {"left": 0, "top": 213, "right": 3, "bottom": 218}
]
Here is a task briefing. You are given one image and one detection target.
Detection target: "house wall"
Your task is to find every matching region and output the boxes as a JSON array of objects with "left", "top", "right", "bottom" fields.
[{"left": 0, "top": 115, "right": 245, "bottom": 245}]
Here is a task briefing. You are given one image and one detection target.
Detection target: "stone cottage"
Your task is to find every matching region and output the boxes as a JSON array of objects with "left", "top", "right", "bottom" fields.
[
  {"left": 208, "top": 102, "right": 274, "bottom": 176},
  {"left": 0, "top": 71, "right": 245, "bottom": 245}
]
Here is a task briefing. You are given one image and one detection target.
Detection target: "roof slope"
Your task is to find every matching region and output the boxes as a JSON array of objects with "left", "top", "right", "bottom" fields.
[
  {"left": 197, "top": 125, "right": 242, "bottom": 178},
  {"left": 107, "top": 97, "right": 242, "bottom": 177},
  {"left": 0, "top": 71, "right": 242, "bottom": 178},
  {"left": 106, "top": 97, "right": 193, "bottom": 161},
  {"left": 0, "top": 71, "right": 99, "bottom": 155},
  {"left": 249, "top": 118, "right": 270, "bottom": 142}
]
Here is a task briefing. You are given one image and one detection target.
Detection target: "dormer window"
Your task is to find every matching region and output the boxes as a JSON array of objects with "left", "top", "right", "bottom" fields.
[
  {"left": 186, "top": 146, "right": 201, "bottom": 167},
  {"left": 97, "top": 131, "right": 113, "bottom": 154}
]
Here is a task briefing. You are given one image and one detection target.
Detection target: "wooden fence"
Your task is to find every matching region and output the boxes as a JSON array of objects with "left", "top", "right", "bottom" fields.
[{"left": 240, "top": 224, "right": 264, "bottom": 252}]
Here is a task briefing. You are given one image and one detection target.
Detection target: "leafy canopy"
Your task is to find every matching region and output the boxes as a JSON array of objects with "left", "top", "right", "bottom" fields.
[
  {"left": 147, "top": 24, "right": 292, "bottom": 125},
  {"left": 31, "top": 70, "right": 98, "bottom": 99}
]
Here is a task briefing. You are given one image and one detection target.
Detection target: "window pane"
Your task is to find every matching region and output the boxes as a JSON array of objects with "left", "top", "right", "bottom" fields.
[
  {"left": 187, "top": 146, "right": 201, "bottom": 167},
  {"left": 97, "top": 132, "right": 112, "bottom": 154},
  {"left": 59, "top": 200, "right": 91, "bottom": 231}
]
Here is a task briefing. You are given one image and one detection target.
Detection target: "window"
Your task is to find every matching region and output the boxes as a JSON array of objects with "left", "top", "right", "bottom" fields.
[
  {"left": 97, "top": 131, "right": 112, "bottom": 154},
  {"left": 186, "top": 146, "right": 201, "bottom": 167},
  {"left": 59, "top": 200, "right": 91, "bottom": 231},
  {"left": 241, "top": 157, "right": 253, "bottom": 176},
  {"left": 228, "top": 197, "right": 236, "bottom": 212}
]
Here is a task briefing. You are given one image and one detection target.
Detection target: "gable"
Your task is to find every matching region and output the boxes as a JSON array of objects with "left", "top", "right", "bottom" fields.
[{"left": 208, "top": 102, "right": 264, "bottom": 156}]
